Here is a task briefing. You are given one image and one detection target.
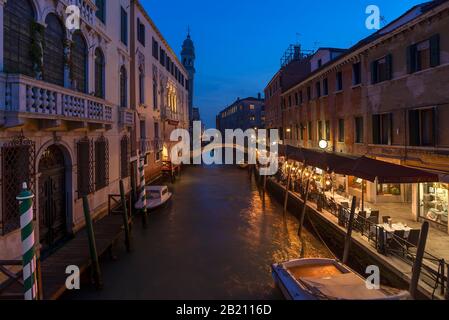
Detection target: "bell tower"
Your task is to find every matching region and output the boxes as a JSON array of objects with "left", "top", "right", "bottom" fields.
[{"left": 181, "top": 28, "right": 196, "bottom": 127}]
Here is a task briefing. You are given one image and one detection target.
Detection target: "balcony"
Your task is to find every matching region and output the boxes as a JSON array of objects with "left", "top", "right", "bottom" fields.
[
  {"left": 119, "top": 108, "right": 135, "bottom": 128},
  {"left": 0, "top": 74, "right": 113, "bottom": 130},
  {"left": 161, "top": 107, "right": 182, "bottom": 125},
  {"left": 64, "top": 0, "right": 96, "bottom": 27},
  {"left": 139, "top": 138, "right": 153, "bottom": 155},
  {"left": 152, "top": 139, "right": 163, "bottom": 151}
]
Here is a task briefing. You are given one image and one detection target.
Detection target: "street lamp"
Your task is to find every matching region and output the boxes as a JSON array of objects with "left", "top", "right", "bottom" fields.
[{"left": 319, "top": 139, "right": 328, "bottom": 150}]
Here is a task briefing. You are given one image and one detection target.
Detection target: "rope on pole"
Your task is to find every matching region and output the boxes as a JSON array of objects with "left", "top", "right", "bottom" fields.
[{"left": 17, "top": 183, "right": 38, "bottom": 300}]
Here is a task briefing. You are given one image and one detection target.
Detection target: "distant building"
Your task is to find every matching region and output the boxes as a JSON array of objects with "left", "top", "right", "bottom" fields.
[{"left": 216, "top": 96, "right": 265, "bottom": 136}]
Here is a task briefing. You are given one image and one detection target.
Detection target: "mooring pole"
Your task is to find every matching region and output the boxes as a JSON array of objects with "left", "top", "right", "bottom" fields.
[
  {"left": 82, "top": 196, "right": 103, "bottom": 289},
  {"left": 119, "top": 180, "right": 131, "bottom": 252},
  {"left": 342, "top": 196, "right": 357, "bottom": 264},
  {"left": 409, "top": 221, "right": 429, "bottom": 300},
  {"left": 445, "top": 263, "right": 449, "bottom": 300},
  {"left": 283, "top": 164, "right": 292, "bottom": 213},
  {"left": 138, "top": 156, "right": 148, "bottom": 227},
  {"left": 298, "top": 178, "right": 311, "bottom": 237}
]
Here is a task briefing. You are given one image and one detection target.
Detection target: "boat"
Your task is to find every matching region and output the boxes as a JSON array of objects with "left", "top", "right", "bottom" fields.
[
  {"left": 272, "top": 258, "right": 410, "bottom": 300},
  {"left": 135, "top": 185, "right": 172, "bottom": 210}
]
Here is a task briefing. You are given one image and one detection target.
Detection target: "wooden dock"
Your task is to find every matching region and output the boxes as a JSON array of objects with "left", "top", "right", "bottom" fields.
[{"left": 41, "top": 213, "right": 124, "bottom": 300}]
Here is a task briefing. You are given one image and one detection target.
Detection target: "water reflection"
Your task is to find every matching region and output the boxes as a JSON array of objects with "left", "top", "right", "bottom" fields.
[{"left": 65, "top": 165, "right": 330, "bottom": 300}]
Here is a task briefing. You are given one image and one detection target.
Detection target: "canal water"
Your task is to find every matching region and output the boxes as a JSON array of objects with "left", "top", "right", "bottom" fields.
[{"left": 65, "top": 165, "right": 330, "bottom": 300}]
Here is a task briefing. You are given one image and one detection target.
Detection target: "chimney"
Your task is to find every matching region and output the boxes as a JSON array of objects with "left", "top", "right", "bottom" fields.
[{"left": 258, "top": 92, "right": 261, "bottom": 100}]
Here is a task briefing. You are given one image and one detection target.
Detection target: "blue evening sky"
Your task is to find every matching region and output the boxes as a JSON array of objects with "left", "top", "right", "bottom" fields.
[{"left": 141, "top": 0, "right": 425, "bottom": 128}]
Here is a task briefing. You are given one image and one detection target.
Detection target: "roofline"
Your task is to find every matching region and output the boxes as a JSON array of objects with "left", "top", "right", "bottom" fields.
[
  {"left": 135, "top": 0, "right": 188, "bottom": 75},
  {"left": 283, "top": 0, "right": 449, "bottom": 96}
]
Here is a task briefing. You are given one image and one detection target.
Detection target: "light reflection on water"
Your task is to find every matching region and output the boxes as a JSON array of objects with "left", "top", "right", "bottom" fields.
[{"left": 65, "top": 165, "right": 331, "bottom": 300}]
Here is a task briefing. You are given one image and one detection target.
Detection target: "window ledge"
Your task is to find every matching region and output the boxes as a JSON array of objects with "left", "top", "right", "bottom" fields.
[
  {"left": 334, "top": 90, "right": 343, "bottom": 94},
  {"left": 351, "top": 84, "right": 362, "bottom": 89}
]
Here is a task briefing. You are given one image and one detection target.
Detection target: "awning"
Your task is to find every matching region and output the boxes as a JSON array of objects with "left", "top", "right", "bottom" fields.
[
  {"left": 334, "top": 156, "right": 439, "bottom": 184},
  {"left": 279, "top": 145, "right": 355, "bottom": 172},
  {"left": 278, "top": 145, "right": 440, "bottom": 184}
]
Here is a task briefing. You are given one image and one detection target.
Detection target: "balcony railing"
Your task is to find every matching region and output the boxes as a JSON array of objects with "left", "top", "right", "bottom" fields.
[
  {"left": 139, "top": 138, "right": 153, "bottom": 154},
  {"left": 152, "top": 139, "right": 163, "bottom": 151},
  {"left": 0, "top": 74, "right": 113, "bottom": 127},
  {"left": 119, "top": 108, "right": 134, "bottom": 127},
  {"left": 64, "top": 0, "right": 96, "bottom": 26},
  {"left": 161, "top": 107, "right": 182, "bottom": 122}
]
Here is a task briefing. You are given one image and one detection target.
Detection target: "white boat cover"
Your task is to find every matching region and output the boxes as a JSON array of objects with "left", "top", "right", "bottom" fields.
[{"left": 300, "top": 273, "right": 387, "bottom": 300}]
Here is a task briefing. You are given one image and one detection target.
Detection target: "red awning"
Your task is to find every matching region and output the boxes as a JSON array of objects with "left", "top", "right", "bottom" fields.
[
  {"left": 279, "top": 145, "right": 439, "bottom": 183},
  {"left": 334, "top": 156, "right": 439, "bottom": 183}
]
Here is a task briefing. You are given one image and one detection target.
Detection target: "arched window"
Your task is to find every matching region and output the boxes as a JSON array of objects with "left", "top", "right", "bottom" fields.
[
  {"left": 152, "top": 77, "right": 158, "bottom": 110},
  {"left": 71, "top": 31, "right": 88, "bottom": 93},
  {"left": 94, "top": 48, "right": 105, "bottom": 98},
  {"left": 139, "top": 66, "right": 145, "bottom": 105},
  {"left": 95, "top": 136, "right": 109, "bottom": 191},
  {"left": 77, "top": 137, "right": 93, "bottom": 198},
  {"left": 120, "top": 66, "right": 128, "bottom": 108},
  {"left": 3, "top": 0, "right": 35, "bottom": 76},
  {"left": 43, "top": 14, "right": 65, "bottom": 86},
  {"left": 120, "top": 136, "right": 130, "bottom": 179}
]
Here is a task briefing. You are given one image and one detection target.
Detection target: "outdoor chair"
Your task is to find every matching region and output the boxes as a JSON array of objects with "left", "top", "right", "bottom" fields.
[
  {"left": 388, "top": 230, "right": 406, "bottom": 256},
  {"left": 355, "top": 211, "right": 367, "bottom": 233},
  {"left": 382, "top": 216, "right": 391, "bottom": 224},
  {"left": 367, "top": 215, "right": 379, "bottom": 242},
  {"left": 370, "top": 211, "right": 380, "bottom": 224},
  {"left": 405, "top": 229, "right": 420, "bottom": 250}
]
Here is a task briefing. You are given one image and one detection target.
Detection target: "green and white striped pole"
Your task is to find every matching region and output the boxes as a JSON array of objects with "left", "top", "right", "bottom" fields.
[
  {"left": 139, "top": 154, "right": 148, "bottom": 225},
  {"left": 17, "top": 183, "right": 38, "bottom": 300}
]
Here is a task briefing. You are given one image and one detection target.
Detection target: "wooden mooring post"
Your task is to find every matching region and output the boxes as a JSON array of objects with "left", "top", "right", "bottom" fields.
[
  {"left": 82, "top": 196, "right": 103, "bottom": 289},
  {"left": 342, "top": 196, "right": 357, "bottom": 264},
  {"left": 297, "top": 178, "right": 311, "bottom": 237},
  {"left": 409, "top": 221, "right": 429, "bottom": 300},
  {"left": 283, "top": 165, "right": 292, "bottom": 213},
  {"left": 119, "top": 180, "right": 132, "bottom": 252}
]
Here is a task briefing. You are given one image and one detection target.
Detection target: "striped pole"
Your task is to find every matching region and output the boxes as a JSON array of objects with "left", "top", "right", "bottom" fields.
[
  {"left": 139, "top": 155, "right": 148, "bottom": 225},
  {"left": 17, "top": 183, "right": 38, "bottom": 300}
]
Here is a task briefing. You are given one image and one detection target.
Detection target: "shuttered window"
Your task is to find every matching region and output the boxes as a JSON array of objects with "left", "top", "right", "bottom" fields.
[
  {"left": 120, "top": 66, "right": 128, "bottom": 108},
  {"left": 409, "top": 108, "right": 435, "bottom": 147},
  {"left": 95, "top": 136, "right": 109, "bottom": 191},
  {"left": 120, "top": 7, "right": 128, "bottom": 45},
  {"left": 120, "top": 136, "right": 130, "bottom": 179},
  {"left": 3, "top": 0, "right": 35, "bottom": 77},
  {"left": 371, "top": 54, "right": 393, "bottom": 84},
  {"left": 43, "top": 14, "right": 65, "bottom": 87},
  {"left": 71, "top": 32, "right": 88, "bottom": 93},
  {"left": 407, "top": 34, "right": 440, "bottom": 73},
  {"left": 96, "top": 0, "right": 106, "bottom": 23},
  {"left": 94, "top": 48, "right": 105, "bottom": 98},
  {"left": 372, "top": 113, "right": 392, "bottom": 145},
  {"left": 77, "top": 138, "right": 93, "bottom": 198}
]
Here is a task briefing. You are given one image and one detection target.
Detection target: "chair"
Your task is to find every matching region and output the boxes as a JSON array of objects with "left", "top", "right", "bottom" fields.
[
  {"left": 382, "top": 216, "right": 391, "bottom": 224},
  {"left": 367, "top": 215, "right": 379, "bottom": 242},
  {"left": 405, "top": 229, "right": 420, "bottom": 250},
  {"left": 370, "top": 211, "right": 380, "bottom": 224},
  {"left": 388, "top": 230, "right": 406, "bottom": 256},
  {"left": 355, "top": 211, "right": 367, "bottom": 233}
]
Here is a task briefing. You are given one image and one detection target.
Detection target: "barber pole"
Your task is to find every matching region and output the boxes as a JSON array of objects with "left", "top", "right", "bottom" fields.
[
  {"left": 139, "top": 155, "right": 148, "bottom": 218},
  {"left": 17, "top": 183, "right": 38, "bottom": 300}
]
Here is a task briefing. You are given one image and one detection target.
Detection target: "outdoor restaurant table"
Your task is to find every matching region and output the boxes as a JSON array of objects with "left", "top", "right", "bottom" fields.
[{"left": 378, "top": 223, "right": 412, "bottom": 239}]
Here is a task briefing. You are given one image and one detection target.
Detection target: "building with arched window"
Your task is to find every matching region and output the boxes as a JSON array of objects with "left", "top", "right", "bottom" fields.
[{"left": 0, "top": 0, "right": 192, "bottom": 264}]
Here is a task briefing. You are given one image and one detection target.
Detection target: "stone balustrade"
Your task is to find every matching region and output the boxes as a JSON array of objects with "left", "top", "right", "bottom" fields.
[{"left": 0, "top": 73, "right": 114, "bottom": 125}]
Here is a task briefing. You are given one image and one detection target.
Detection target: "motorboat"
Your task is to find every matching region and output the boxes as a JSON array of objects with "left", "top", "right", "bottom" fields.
[
  {"left": 272, "top": 258, "right": 409, "bottom": 300},
  {"left": 135, "top": 185, "right": 172, "bottom": 210}
]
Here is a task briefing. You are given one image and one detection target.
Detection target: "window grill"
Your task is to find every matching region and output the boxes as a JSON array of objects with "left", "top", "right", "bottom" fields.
[
  {"left": 77, "top": 137, "right": 93, "bottom": 198},
  {"left": 1, "top": 133, "right": 35, "bottom": 235},
  {"left": 120, "top": 135, "right": 130, "bottom": 179},
  {"left": 95, "top": 136, "right": 109, "bottom": 191}
]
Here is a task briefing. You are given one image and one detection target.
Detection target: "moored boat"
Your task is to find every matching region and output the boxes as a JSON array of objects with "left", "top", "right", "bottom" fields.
[
  {"left": 135, "top": 185, "right": 172, "bottom": 210},
  {"left": 272, "top": 258, "right": 409, "bottom": 300}
]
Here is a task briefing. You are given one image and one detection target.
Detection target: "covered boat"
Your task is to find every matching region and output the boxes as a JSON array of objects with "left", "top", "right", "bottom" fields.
[
  {"left": 272, "top": 258, "right": 409, "bottom": 300},
  {"left": 135, "top": 186, "right": 172, "bottom": 210}
]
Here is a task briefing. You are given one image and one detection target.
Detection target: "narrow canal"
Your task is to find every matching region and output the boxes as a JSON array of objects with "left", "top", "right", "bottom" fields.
[{"left": 65, "top": 165, "right": 330, "bottom": 300}]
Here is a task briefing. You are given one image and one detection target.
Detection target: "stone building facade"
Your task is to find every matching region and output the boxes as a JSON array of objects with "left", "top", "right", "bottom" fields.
[
  {"left": 271, "top": 0, "right": 449, "bottom": 232},
  {"left": 0, "top": 0, "right": 189, "bottom": 259}
]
